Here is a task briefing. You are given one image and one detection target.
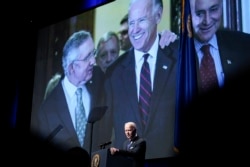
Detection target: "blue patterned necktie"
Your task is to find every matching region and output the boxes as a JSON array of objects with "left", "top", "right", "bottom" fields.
[
  {"left": 75, "top": 88, "right": 87, "bottom": 147},
  {"left": 127, "top": 141, "right": 132, "bottom": 150},
  {"left": 139, "top": 53, "right": 152, "bottom": 128}
]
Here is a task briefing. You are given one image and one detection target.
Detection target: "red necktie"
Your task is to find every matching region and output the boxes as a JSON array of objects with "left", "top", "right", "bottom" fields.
[
  {"left": 199, "top": 44, "right": 219, "bottom": 93},
  {"left": 139, "top": 53, "right": 151, "bottom": 128}
]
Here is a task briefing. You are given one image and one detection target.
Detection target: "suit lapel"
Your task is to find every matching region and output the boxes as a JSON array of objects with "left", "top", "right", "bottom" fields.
[
  {"left": 55, "top": 83, "right": 78, "bottom": 139},
  {"left": 150, "top": 47, "right": 176, "bottom": 114},
  {"left": 121, "top": 47, "right": 177, "bottom": 131},
  {"left": 121, "top": 51, "right": 141, "bottom": 123},
  {"left": 216, "top": 31, "right": 238, "bottom": 83}
]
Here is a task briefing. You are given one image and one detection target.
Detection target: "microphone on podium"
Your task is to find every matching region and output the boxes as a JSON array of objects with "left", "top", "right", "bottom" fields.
[{"left": 99, "top": 141, "right": 112, "bottom": 149}]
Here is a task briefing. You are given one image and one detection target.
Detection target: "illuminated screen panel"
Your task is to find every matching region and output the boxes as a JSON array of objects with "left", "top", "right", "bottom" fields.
[
  {"left": 30, "top": 0, "right": 175, "bottom": 160},
  {"left": 30, "top": 0, "right": 250, "bottom": 163}
]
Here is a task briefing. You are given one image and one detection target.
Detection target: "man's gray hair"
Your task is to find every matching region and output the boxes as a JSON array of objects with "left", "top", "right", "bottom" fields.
[{"left": 62, "top": 30, "right": 91, "bottom": 76}]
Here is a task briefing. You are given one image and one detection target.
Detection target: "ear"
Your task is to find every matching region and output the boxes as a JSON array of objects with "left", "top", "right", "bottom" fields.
[
  {"left": 68, "top": 63, "right": 74, "bottom": 74},
  {"left": 69, "top": 61, "right": 79, "bottom": 75},
  {"left": 155, "top": 7, "right": 163, "bottom": 24}
]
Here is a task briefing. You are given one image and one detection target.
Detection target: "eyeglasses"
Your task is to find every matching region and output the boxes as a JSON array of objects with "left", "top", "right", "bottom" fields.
[{"left": 74, "top": 49, "right": 96, "bottom": 63}]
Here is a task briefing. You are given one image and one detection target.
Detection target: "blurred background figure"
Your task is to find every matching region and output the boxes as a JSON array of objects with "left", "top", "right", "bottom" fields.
[
  {"left": 96, "top": 31, "right": 120, "bottom": 73},
  {"left": 118, "top": 13, "right": 132, "bottom": 53}
]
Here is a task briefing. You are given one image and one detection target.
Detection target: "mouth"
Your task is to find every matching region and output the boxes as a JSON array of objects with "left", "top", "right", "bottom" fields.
[
  {"left": 200, "top": 24, "right": 213, "bottom": 32},
  {"left": 133, "top": 32, "right": 144, "bottom": 40}
]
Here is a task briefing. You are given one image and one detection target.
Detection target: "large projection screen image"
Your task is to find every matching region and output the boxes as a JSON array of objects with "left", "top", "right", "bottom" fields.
[
  {"left": 30, "top": 0, "right": 174, "bottom": 160},
  {"left": 30, "top": 0, "right": 250, "bottom": 162}
]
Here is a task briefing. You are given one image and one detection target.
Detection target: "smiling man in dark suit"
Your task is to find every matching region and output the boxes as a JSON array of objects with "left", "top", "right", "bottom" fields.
[
  {"left": 177, "top": 1, "right": 250, "bottom": 166},
  {"left": 190, "top": 0, "right": 250, "bottom": 94},
  {"left": 104, "top": 0, "right": 179, "bottom": 165},
  {"left": 110, "top": 122, "right": 146, "bottom": 167}
]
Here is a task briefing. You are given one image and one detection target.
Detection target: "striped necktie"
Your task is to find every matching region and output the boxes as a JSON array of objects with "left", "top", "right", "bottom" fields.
[{"left": 139, "top": 53, "right": 152, "bottom": 129}]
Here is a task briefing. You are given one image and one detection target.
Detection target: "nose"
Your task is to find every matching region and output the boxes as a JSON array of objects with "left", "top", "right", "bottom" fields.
[
  {"left": 202, "top": 11, "right": 211, "bottom": 25},
  {"left": 129, "top": 22, "right": 140, "bottom": 35},
  {"left": 107, "top": 52, "right": 115, "bottom": 62},
  {"left": 89, "top": 56, "right": 96, "bottom": 65},
  {"left": 133, "top": 22, "right": 140, "bottom": 33}
]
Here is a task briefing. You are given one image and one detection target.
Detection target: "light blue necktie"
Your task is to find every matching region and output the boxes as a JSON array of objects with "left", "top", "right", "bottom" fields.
[
  {"left": 75, "top": 88, "right": 87, "bottom": 147},
  {"left": 127, "top": 141, "right": 132, "bottom": 150}
]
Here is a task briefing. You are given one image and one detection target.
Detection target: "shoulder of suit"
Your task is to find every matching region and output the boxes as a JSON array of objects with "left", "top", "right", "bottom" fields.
[
  {"left": 217, "top": 29, "right": 250, "bottom": 46},
  {"left": 90, "top": 66, "right": 105, "bottom": 83},
  {"left": 217, "top": 29, "right": 250, "bottom": 38},
  {"left": 136, "top": 136, "right": 146, "bottom": 142},
  {"left": 105, "top": 51, "right": 131, "bottom": 74},
  {"left": 93, "top": 65, "right": 105, "bottom": 75},
  {"left": 168, "top": 39, "right": 180, "bottom": 50}
]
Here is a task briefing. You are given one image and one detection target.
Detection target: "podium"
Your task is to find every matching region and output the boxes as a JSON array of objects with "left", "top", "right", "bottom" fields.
[{"left": 91, "top": 148, "right": 133, "bottom": 167}]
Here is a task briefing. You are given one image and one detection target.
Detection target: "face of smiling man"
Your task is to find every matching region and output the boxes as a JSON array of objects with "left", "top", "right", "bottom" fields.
[
  {"left": 191, "top": 0, "right": 223, "bottom": 43},
  {"left": 128, "top": 0, "right": 162, "bottom": 52}
]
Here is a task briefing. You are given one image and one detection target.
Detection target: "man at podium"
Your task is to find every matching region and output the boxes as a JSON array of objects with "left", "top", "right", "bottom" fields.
[{"left": 109, "top": 122, "right": 146, "bottom": 167}]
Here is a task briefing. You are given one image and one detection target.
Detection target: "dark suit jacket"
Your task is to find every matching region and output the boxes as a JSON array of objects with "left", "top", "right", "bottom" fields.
[
  {"left": 197, "top": 29, "right": 250, "bottom": 91},
  {"left": 104, "top": 36, "right": 179, "bottom": 159},
  {"left": 179, "top": 30, "right": 250, "bottom": 166},
  {"left": 114, "top": 135, "right": 146, "bottom": 167},
  {"left": 30, "top": 66, "right": 106, "bottom": 153}
]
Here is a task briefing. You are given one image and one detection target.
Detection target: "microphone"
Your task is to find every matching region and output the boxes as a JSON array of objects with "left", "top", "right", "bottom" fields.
[
  {"left": 99, "top": 141, "right": 112, "bottom": 149},
  {"left": 46, "top": 125, "right": 63, "bottom": 143}
]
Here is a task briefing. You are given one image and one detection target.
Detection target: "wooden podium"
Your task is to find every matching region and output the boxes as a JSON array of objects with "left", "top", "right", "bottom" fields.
[{"left": 91, "top": 148, "right": 133, "bottom": 167}]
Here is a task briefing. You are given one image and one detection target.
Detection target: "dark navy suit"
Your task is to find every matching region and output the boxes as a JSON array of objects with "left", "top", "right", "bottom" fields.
[
  {"left": 196, "top": 30, "right": 250, "bottom": 90},
  {"left": 115, "top": 135, "right": 146, "bottom": 167},
  {"left": 104, "top": 36, "right": 179, "bottom": 159}
]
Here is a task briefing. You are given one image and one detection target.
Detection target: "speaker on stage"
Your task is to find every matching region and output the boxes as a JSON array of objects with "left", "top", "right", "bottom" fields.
[{"left": 91, "top": 148, "right": 133, "bottom": 167}]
